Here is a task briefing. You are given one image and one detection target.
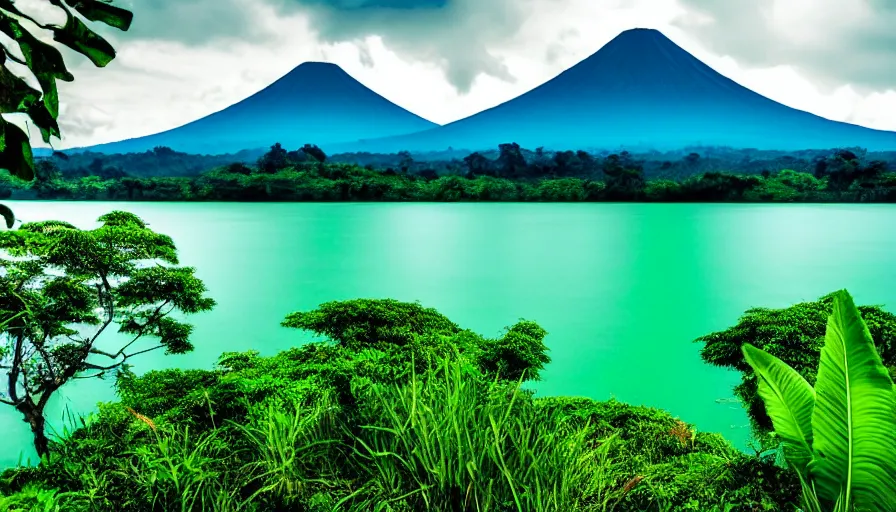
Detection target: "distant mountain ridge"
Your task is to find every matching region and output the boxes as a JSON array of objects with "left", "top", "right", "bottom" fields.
[
  {"left": 57, "top": 62, "right": 438, "bottom": 155},
  {"left": 327, "top": 28, "right": 896, "bottom": 153},
  {"left": 50, "top": 28, "right": 896, "bottom": 156}
]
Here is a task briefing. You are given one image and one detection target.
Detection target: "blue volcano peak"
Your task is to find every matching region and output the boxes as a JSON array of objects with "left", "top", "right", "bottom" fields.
[
  {"left": 328, "top": 28, "right": 896, "bottom": 153},
  {"left": 60, "top": 28, "right": 896, "bottom": 157},
  {"left": 65, "top": 61, "right": 439, "bottom": 155}
]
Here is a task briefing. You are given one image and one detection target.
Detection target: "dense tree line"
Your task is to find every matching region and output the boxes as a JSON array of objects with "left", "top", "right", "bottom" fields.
[
  {"left": 43, "top": 142, "right": 896, "bottom": 182},
  {"left": 11, "top": 144, "right": 896, "bottom": 203}
]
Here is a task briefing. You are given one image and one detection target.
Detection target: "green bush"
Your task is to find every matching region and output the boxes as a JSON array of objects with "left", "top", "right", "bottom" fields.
[
  {"left": 696, "top": 292, "right": 896, "bottom": 435},
  {"left": 1, "top": 298, "right": 800, "bottom": 511}
]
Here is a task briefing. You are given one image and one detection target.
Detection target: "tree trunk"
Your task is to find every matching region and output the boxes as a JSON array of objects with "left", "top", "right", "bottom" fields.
[{"left": 16, "top": 401, "right": 49, "bottom": 461}]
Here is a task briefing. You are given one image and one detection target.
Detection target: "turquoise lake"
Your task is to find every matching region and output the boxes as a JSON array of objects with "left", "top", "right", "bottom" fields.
[{"left": 3, "top": 201, "right": 896, "bottom": 469}]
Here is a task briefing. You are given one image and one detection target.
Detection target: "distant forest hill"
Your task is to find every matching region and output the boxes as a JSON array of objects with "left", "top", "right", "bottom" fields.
[
  {"left": 14, "top": 142, "right": 896, "bottom": 204},
  {"left": 37, "top": 143, "right": 896, "bottom": 182}
]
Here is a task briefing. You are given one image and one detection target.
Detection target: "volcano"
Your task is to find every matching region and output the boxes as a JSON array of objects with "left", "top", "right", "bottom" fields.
[
  {"left": 67, "top": 62, "right": 438, "bottom": 155},
  {"left": 329, "top": 28, "right": 896, "bottom": 153}
]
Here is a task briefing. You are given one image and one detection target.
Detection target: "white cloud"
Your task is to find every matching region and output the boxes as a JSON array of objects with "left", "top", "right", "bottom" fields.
[
  {"left": 18, "top": 0, "right": 896, "bottom": 150},
  {"left": 674, "top": 0, "right": 896, "bottom": 93}
]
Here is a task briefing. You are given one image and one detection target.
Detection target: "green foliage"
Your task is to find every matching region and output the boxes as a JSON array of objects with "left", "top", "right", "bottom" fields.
[
  {"left": 0, "top": 0, "right": 131, "bottom": 182},
  {"left": 741, "top": 290, "right": 896, "bottom": 511},
  {"left": 479, "top": 320, "right": 551, "bottom": 381},
  {"left": 17, "top": 157, "right": 896, "bottom": 204},
  {"left": 695, "top": 292, "right": 896, "bottom": 434},
  {"left": 345, "top": 358, "right": 605, "bottom": 511},
  {"left": 227, "top": 396, "right": 342, "bottom": 507},
  {"left": 0, "top": 481, "right": 71, "bottom": 511},
  {"left": 281, "top": 298, "right": 461, "bottom": 349},
  {"left": 1, "top": 297, "right": 800, "bottom": 511},
  {"left": 740, "top": 345, "right": 814, "bottom": 478},
  {"left": 117, "top": 425, "right": 243, "bottom": 511},
  {"left": 0, "top": 211, "right": 214, "bottom": 458},
  {"left": 33, "top": 144, "right": 896, "bottom": 182},
  {"left": 534, "top": 397, "right": 799, "bottom": 511}
]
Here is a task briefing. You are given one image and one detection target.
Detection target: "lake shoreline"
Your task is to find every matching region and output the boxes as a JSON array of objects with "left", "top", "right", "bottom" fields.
[{"left": 8, "top": 162, "right": 896, "bottom": 203}]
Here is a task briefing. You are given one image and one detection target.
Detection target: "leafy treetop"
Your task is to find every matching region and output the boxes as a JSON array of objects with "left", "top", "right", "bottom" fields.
[
  {"left": 0, "top": 210, "right": 214, "bottom": 458},
  {"left": 281, "top": 298, "right": 462, "bottom": 349}
]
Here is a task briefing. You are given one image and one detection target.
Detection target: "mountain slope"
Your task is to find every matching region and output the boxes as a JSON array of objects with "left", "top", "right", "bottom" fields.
[
  {"left": 68, "top": 62, "right": 438, "bottom": 155},
  {"left": 329, "top": 28, "right": 896, "bottom": 153}
]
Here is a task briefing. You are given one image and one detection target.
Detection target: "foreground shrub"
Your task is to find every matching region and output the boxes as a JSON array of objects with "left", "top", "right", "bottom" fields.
[
  {"left": 742, "top": 290, "right": 896, "bottom": 512},
  {"left": 344, "top": 359, "right": 608, "bottom": 511},
  {"left": 1, "top": 298, "right": 801, "bottom": 511},
  {"left": 281, "top": 298, "right": 461, "bottom": 349},
  {"left": 535, "top": 398, "right": 799, "bottom": 511},
  {"left": 695, "top": 292, "right": 896, "bottom": 435}
]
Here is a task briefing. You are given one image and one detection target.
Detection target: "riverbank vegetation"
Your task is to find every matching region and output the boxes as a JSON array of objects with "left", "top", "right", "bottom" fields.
[
  {"left": 1, "top": 211, "right": 895, "bottom": 511},
  {"left": 39, "top": 143, "right": 896, "bottom": 181},
  {"left": 9, "top": 144, "right": 896, "bottom": 202},
  {"left": 0, "top": 291, "right": 799, "bottom": 510}
]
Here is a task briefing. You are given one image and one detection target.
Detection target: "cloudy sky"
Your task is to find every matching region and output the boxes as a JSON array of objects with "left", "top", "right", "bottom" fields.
[{"left": 7, "top": 0, "right": 896, "bottom": 149}]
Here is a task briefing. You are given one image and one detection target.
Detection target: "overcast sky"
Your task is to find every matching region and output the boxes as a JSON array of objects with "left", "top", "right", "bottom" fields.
[{"left": 8, "top": 0, "right": 896, "bottom": 149}]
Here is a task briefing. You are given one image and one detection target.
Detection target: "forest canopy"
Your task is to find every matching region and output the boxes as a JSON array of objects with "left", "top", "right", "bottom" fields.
[{"left": 7, "top": 144, "right": 895, "bottom": 203}]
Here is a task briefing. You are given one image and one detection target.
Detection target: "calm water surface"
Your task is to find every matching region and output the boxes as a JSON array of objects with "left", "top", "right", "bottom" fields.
[{"left": 3, "top": 201, "right": 896, "bottom": 468}]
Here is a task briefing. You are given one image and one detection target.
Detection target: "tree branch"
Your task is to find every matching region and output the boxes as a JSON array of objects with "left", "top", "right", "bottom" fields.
[
  {"left": 72, "top": 371, "right": 106, "bottom": 380},
  {"left": 83, "top": 279, "right": 114, "bottom": 351},
  {"left": 81, "top": 360, "right": 121, "bottom": 371},
  {"left": 88, "top": 347, "right": 118, "bottom": 359},
  {"left": 80, "top": 342, "right": 166, "bottom": 375},
  {"left": 111, "top": 333, "right": 142, "bottom": 359},
  {"left": 66, "top": 334, "right": 87, "bottom": 345},
  {"left": 36, "top": 383, "right": 54, "bottom": 410},
  {"left": 8, "top": 331, "right": 25, "bottom": 405},
  {"left": 34, "top": 346, "right": 57, "bottom": 383},
  {"left": 124, "top": 344, "right": 164, "bottom": 359},
  {"left": 110, "top": 300, "right": 170, "bottom": 359},
  {"left": 33, "top": 278, "right": 116, "bottom": 409}
]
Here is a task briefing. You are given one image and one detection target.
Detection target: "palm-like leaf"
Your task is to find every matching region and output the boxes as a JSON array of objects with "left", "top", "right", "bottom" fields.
[
  {"left": 742, "top": 343, "right": 815, "bottom": 477},
  {"left": 809, "top": 290, "right": 896, "bottom": 511}
]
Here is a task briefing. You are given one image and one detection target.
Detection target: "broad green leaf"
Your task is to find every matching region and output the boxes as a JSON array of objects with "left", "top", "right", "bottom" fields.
[
  {"left": 0, "top": 203, "right": 14, "bottom": 229},
  {"left": 51, "top": 10, "right": 117, "bottom": 67},
  {"left": 25, "top": 100, "right": 61, "bottom": 143},
  {"left": 0, "top": 55, "right": 58, "bottom": 141},
  {"left": 0, "top": 66, "right": 42, "bottom": 112},
  {"left": 0, "top": 17, "right": 75, "bottom": 118},
  {"left": 742, "top": 343, "right": 816, "bottom": 477},
  {"left": 809, "top": 290, "right": 896, "bottom": 511},
  {"left": 0, "top": 117, "right": 35, "bottom": 181},
  {"left": 64, "top": 0, "right": 133, "bottom": 31},
  {"left": 40, "top": 78, "right": 61, "bottom": 119}
]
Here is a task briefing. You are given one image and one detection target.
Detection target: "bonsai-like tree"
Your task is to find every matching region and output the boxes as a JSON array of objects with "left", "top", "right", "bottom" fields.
[
  {"left": 0, "top": 0, "right": 133, "bottom": 227},
  {"left": 0, "top": 211, "right": 215, "bottom": 459}
]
